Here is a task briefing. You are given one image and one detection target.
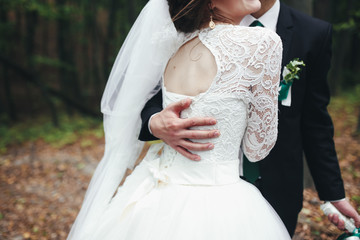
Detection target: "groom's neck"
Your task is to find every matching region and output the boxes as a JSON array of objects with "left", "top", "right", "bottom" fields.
[{"left": 251, "top": 0, "right": 277, "bottom": 19}]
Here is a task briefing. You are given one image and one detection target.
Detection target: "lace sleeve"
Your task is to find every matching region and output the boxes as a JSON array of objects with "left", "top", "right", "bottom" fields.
[{"left": 242, "top": 31, "right": 283, "bottom": 162}]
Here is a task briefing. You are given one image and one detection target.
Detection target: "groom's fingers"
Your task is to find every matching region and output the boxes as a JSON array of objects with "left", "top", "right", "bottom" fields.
[
  {"left": 173, "top": 145, "right": 201, "bottom": 161},
  {"left": 328, "top": 214, "right": 345, "bottom": 230},
  {"left": 354, "top": 213, "right": 360, "bottom": 228},
  {"left": 166, "top": 100, "right": 218, "bottom": 129},
  {"left": 178, "top": 139, "right": 214, "bottom": 151},
  {"left": 177, "top": 129, "right": 220, "bottom": 140},
  {"left": 331, "top": 199, "right": 360, "bottom": 229},
  {"left": 167, "top": 98, "right": 192, "bottom": 114},
  {"left": 182, "top": 117, "right": 217, "bottom": 129},
  {"left": 149, "top": 98, "right": 219, "bottom": 161}
]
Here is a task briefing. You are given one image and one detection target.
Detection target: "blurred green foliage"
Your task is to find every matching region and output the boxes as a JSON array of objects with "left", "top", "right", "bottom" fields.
[
  {"left": 0, "top": 0, "right": 148, "bottom": 125},
  {"left": 0, "top": 114, "right": 103, "bottom": 153},
  {"left": 330, "top": 1, "right": 360, "bottom": 92},
  {"left": 0, "top": 0, "right": 359, "bottom": 133},
  {"left": 329, "top": 85, "right": 360, "bottom": 113},
  {"left": 33, "top": 55, "right": 74, "bottom": 70},
  {"left": 328, "top": 85, "right": 360, "bottom": 135},
  {"left": 352, "top": 196, "right": 360, "bottom": 205}
]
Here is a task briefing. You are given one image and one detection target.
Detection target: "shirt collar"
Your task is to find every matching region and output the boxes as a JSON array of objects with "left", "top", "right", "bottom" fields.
[{"left": 240, "top": 0, "right": 280, "bottom": 32}]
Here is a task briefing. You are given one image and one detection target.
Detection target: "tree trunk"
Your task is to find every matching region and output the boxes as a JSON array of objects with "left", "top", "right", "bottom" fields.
[
  {"left": 2, "top": 69, "right": 17, "bottom": 121},
  {"left": 56, "top": 0, "right": 70, "bottom": 107},
  {"left": 80, "top": 0, "right": 104, "bottom": 107},
  {"left": 56, "top": 0, "right": 82, "bottom": 116},
  {"left": 89, "top": 2, "right": 104, "bottom": 97},
  {"left": 313, "top": 0, "right": 332, "bottom": 21},
  {"left": 357, "top": 107, "right": 360, "bottom": 134},
  {"left": 328, "top": 0, "right": 355, "bottom": 95},
  {"left": 103, "top": 0, "right": 118, "bottom": 81},
  {"left": 25, "top": 10, "right": 38, "bottom": 67},
  {"left": 42, "top": 15, "right": 50, "bottom": 56},
  {"left": 303, "top": 158, "right": 316, "bottom": 189},
  {"left": 328, "top": 31, "right": 352, "bottom": 95},
  {"left": 283, "top": 0, "right": 313, "bottom": 15},
  {"left": 128, "top": 0, "right": 137, "bottom": 24},
  {"left": 0, "top": 6, "right": 17, "bottom": 121},
  {"left": 25, "top": 8, "right": 59, "bottom": 126},
  {"left": 0, "top": 55, "right": 100, "bottom": 118}
]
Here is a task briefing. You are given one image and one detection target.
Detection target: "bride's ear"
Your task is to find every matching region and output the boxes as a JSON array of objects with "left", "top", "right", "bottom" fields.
[{"left": 208, "top": 1, "right": 215, "bottom": 10}]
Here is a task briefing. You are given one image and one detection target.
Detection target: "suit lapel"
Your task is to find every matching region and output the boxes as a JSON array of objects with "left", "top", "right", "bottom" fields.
[{"left": 276, "top": 2, "right": 294, "bottom": 67}]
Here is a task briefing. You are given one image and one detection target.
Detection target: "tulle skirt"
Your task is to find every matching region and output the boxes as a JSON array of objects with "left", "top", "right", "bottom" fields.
[{"left": 85, "top": 157, "right": 291, "bottom": 240}]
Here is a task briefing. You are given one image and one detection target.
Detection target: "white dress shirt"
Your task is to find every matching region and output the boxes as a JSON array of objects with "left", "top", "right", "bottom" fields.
[{"left": 240, "top": 0, "right": 280, "bottom": 32}]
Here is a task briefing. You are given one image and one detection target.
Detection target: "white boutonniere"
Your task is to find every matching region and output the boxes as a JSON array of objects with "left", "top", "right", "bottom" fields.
[{"left": 279, "top": 58, "right": 305, "bottom": 106}]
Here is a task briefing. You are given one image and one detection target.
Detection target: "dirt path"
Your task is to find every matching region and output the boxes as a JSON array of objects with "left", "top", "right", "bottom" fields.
[
  {"left": 1, "top": 128, "right": 359, "bottom": 239},
  {"left": 0, "top": 139, "right": 103, "bottom": 239}
]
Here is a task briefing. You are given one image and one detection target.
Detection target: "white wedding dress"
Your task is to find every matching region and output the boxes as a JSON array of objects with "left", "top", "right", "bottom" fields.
[{"left": 85, "top": 25, "right": 290, "bottom": 240}]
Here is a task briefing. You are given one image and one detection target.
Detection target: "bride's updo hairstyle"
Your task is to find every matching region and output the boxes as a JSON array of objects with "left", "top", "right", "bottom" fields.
[{"left": 168, "top": 0, "right": 232, "bottom": 33}]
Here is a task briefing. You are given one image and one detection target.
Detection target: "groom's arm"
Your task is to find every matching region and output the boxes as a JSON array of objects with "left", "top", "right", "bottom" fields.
[
  {"left": 301, "top": 23, "right": 345, "bottom": 201},
  {"left": 301, "top": 22, "right": 360, "bottom": 228},
  {"left": 139, "top": 90, "right": 163, "bottom": 141}
]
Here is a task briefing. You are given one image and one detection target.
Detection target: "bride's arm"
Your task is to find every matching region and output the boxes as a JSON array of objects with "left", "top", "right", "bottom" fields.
[{"left": 242, "top": 31, "right": 283, "bottom": 162}]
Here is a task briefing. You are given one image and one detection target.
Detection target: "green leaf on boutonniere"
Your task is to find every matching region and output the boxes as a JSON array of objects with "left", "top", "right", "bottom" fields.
[
  {"left": 283, "top": 58, "right": 305, "bottom": 84},
  {"left": 279, "top": 58, "right": 305, "bottom": 101}
]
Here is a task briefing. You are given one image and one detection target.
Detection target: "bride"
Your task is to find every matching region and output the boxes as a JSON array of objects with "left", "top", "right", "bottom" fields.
[{"left": 67, "top": 0, "right": 290, "bottom": 239}]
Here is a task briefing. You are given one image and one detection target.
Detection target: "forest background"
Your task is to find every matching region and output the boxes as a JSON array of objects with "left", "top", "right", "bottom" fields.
[
  {"left": 0, "top": 0, "right": 360, "bottom": 239},
  {"left": 1, "top": 0, "right": 360, "bottom": 135}
]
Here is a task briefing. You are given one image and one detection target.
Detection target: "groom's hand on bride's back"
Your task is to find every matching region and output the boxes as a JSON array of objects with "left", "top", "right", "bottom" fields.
[{"left": 150, "top": 98, "right": 220, "bottom": 161}]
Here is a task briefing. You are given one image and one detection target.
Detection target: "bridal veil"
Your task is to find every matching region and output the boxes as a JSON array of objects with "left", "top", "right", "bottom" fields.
[{"left": 67, "top": 0, "right": 183, "bottom": 238}]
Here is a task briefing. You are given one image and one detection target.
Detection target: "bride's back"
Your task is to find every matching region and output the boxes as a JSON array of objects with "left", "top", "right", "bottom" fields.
[{"left": 164, "top": 37, "right": 217, "bottom": 96}]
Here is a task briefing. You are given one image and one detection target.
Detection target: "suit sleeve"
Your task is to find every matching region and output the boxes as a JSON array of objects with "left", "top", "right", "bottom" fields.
[
  {"left": 138, "top": 90, "right": 163, "bottom": 141},
  {"left": 301, "top": 24, "right": 345, "bottom": 201}
]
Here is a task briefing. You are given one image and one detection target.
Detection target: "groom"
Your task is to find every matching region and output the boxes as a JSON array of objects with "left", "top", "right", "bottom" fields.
[{"left": 138, "top": 0, "right": 360, "bottom": 236}]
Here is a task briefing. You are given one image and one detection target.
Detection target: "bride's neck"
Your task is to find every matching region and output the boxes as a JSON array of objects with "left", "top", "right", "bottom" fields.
[{"left": 200, "top": 19, "right": 239, "bottom": 30}]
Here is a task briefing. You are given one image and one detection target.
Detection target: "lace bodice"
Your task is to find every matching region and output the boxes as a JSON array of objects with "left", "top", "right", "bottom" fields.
[{"left": 158, "top": 25, "right": 282, "bottom": 185}]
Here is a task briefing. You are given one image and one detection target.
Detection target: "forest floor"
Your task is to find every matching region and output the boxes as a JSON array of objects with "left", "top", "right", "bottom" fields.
[{"left": 0, "top": 95, "right": 360, "bottom": 240}]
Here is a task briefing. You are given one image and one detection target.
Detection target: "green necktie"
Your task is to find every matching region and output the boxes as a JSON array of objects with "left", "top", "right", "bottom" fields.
[
  {"left": 242, "top": 20, "right": 264, "bottom": 185},
  {"left": 249, "top": 20, "right": 264, "bottom": 27}
]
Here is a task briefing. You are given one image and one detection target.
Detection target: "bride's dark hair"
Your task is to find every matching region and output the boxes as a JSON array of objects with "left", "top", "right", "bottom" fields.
[{"left": 167, "top": 0, "right": 232, "bottom": 33}]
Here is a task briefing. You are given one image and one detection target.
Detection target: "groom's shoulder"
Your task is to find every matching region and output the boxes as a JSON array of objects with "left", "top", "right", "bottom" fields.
[{"left": 281, "top": 2, "right": 331, "bottom": 30}]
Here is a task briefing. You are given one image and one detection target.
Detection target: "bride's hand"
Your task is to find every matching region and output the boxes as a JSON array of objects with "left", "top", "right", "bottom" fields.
[
  {"left": 150, "top": 98, "right": 220, "bottom": 161},
  {"left": 328, "top": 199, "right": 360, "bottom": 231}
]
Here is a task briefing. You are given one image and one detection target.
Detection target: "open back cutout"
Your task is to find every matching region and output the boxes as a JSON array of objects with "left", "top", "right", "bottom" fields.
[{"left": 163, "top": 37, "right": 218, "bottom": 97}]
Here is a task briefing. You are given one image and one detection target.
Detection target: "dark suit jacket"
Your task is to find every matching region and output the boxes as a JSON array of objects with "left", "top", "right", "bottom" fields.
[{"left": 138, "top": 2, "right": 345, "bottom": 236}]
